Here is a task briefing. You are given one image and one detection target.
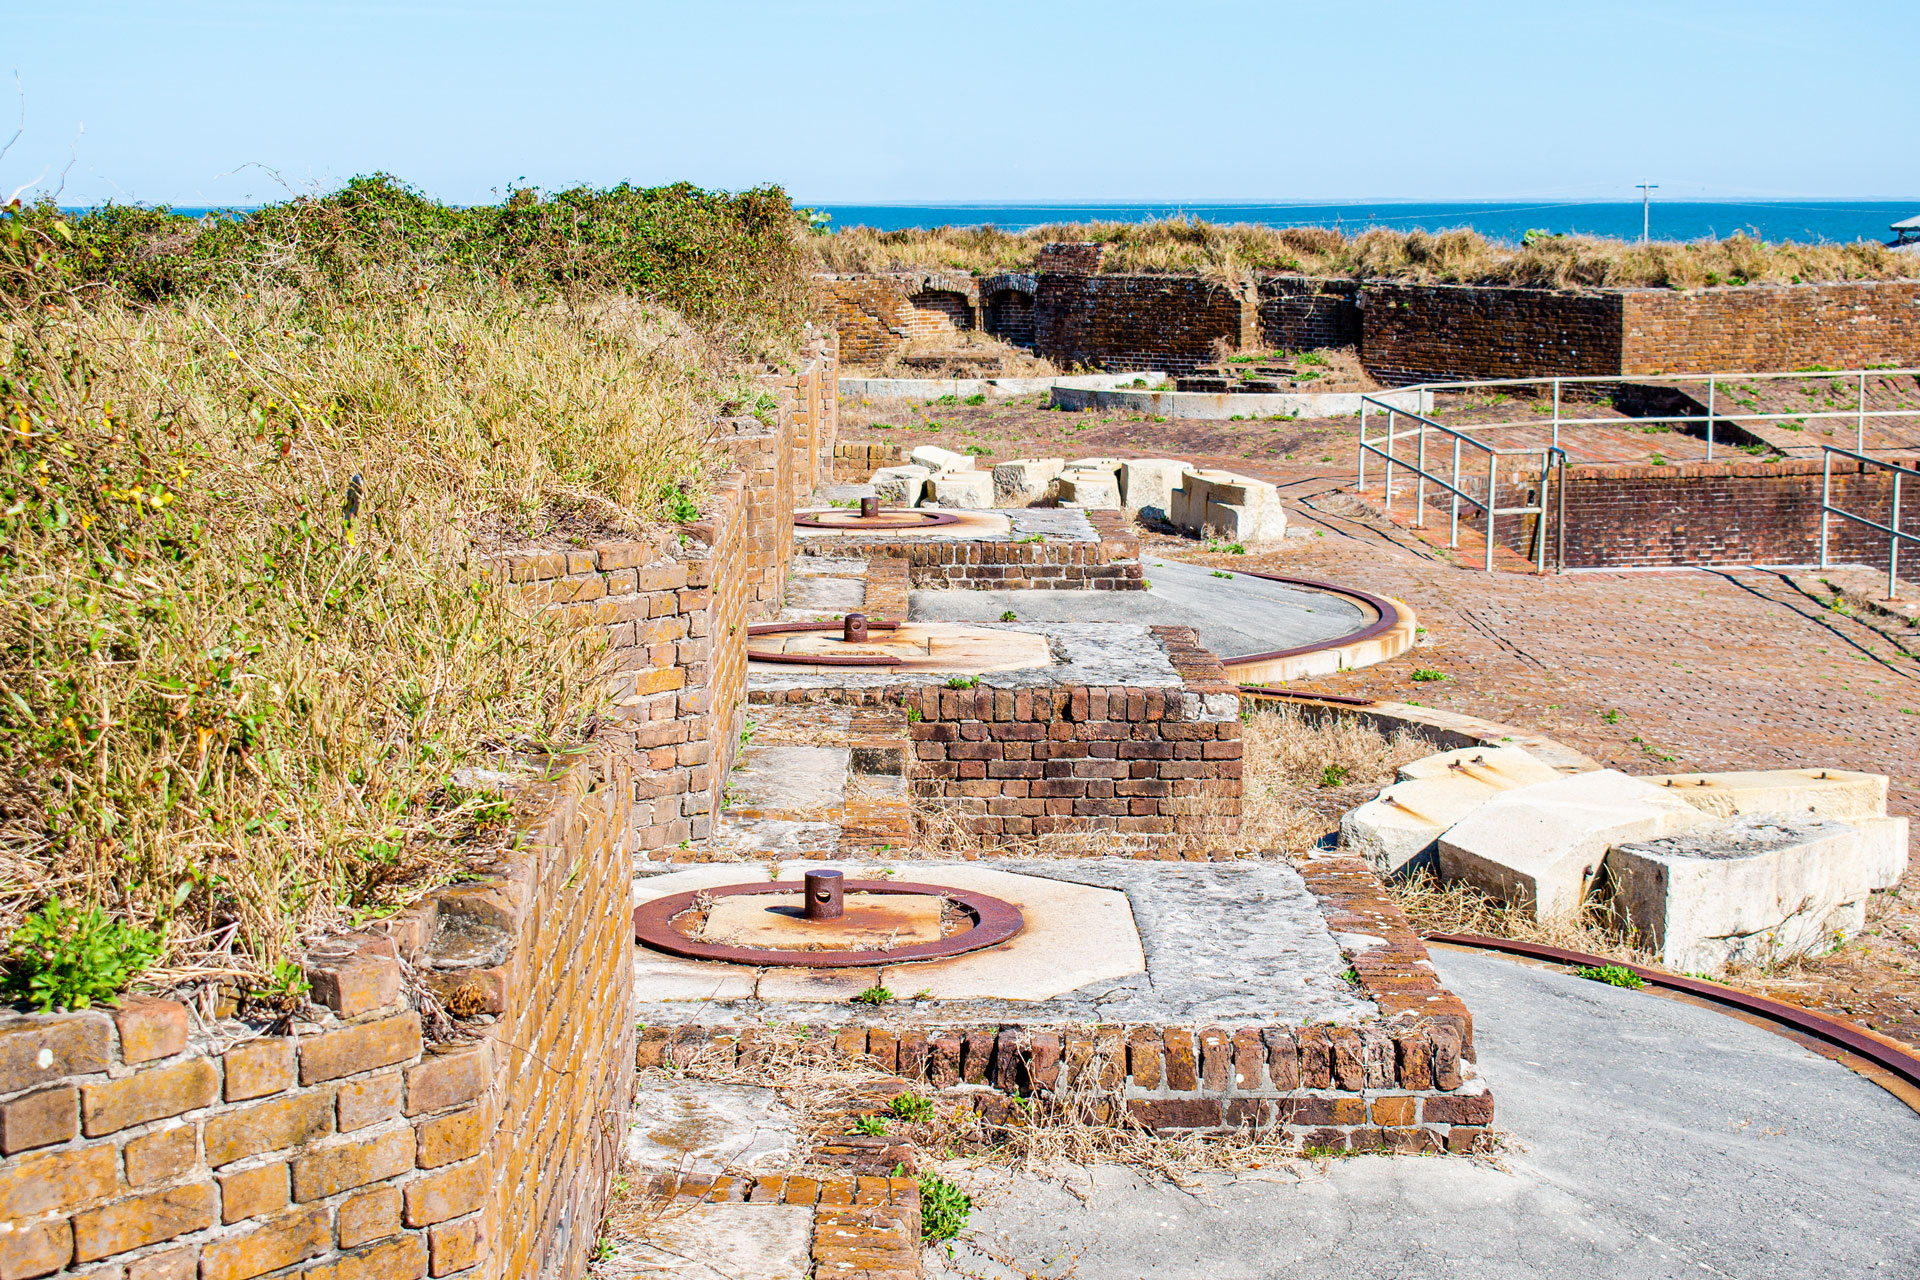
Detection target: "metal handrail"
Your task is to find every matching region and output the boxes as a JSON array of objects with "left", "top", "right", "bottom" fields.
[
  {"left": 1358, "top": 366, "right": 1920, "bottom": 461},
  {"left": 1358, "top": 395, "right": 1565, "bottom": 573},
  {"left": 1819, "top": 447, "right": 1920, "bottom": 600}
]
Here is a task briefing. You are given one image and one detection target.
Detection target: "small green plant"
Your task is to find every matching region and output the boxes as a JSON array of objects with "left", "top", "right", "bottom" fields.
[
  {"left": 1319, "top": 764, "right": 1351, "bottom": 788},
  {"left": 964, "top": 444, "right": 991, "bottom": 456},
  {"left": 1602, "top": 708, "right": 1620, "bottom": 724},
  {"left": 1211, "top": 570, "right": 1234, "bottom": 579},
  {"left": 850, "top": 1115, "right": 889, "bottom": 1137},
  {"left": 912, "top": 988, "right": 933, "bottom": 999},
  {"left": 852, "top": 985, "right": 893, "bottom": 1005},
  {"left": 915, "top": 1171, "right": 973, "bottom": 1241},
  {"left": 1015, "top": 534, "right": 1045, "bottom": 545},
  {"left": 870, "top": 421, "right": 897, "bottom": 430},
  {"left": 999, "top": 610, "right": 1018, "bottom": 622},
  {"left": 889, "top": 1092, "right": 936, "bottom": 1122},
  {"left": 1648, "top": 451, "right": 1668, "bottom": 466},
  {"left": 1298, "top": 1142, "right": 1357, "bottom": 1159},
  {"left": 906, "top": 706, "right": 923, "bottom": 723},
  {"left": 4, "top": 899, "right": 163, "bottom": 1012},
  {"left": 945, "top": 676, "right": 979, "bottom": 689},
  {"left": 1409, "top": 668, "right": 1446, "bottom": 682},
  {"left": 1571, "top": 963, "right": 1644, "bottom": 989},
  {"left": 964, "top": 393, "right": 987, "bottom": 406},
  {"left": 1340, "top": 966, "right": 1361, "bottom": 986},
  {"left": 660, "top": 484, "right": 701, "bottom": 523}
]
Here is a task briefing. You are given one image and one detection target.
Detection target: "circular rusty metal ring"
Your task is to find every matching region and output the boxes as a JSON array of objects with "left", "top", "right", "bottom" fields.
[
  {"left": 746, "top": 619, "right": 906, "bottom": 667},
  {"left": 793, "top": 509, "right": 962, "bottom": 530},
  {"left": 632, "top": 879, "right": 1025, "bottom": 968}
]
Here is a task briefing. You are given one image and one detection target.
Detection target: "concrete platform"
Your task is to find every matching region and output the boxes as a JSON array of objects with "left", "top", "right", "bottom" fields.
[
  {"left": 794, "top": 506, "right": 1096, "bottom": 544},
  {"left": 631, "top": 860, "right": 1370, "bottom": 1029},
  {"left": 749, "top": 621, "right": 1182, "bottom": 694},
  {"left": 910, "top": 556, "right": 1370, "bottom": 661}
]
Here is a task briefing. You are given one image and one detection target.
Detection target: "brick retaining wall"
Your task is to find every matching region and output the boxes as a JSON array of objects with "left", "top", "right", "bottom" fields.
[
  {"left": 1034, "top": 273, "right": 1256, "bottom": 375},
  {"left": 1257, "top": 277, "right": 1362, "bottom": 352},
  {"left": 0, "top": 347, "right": 837, "bottom": 1280},
  {"left": 1622, "top": 282, "right": 1920, "bottom": 375}
]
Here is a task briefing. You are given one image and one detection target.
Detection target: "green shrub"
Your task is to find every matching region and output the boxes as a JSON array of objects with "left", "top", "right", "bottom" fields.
[
  {"left": 915, "top": 1172, "right": 972, "bottom": 1241},
  {"left": 1571, "top": 963, "right": 1644, "bottom": 989},
  {"left": 852, "top": 984, "right": 893, "bottom": 1005},
  {"left": 850, "top": 1115, "right": 888, "bottom": 1136},
  {"left": 888, "top": 1092, "right": 935, "bottom": 1122},
  {"left": 4, "top": 899, "right": 162, "bottom": 1011},
  {"left": 1410, "top": 668, "right": 1446, "bottom": 682}
]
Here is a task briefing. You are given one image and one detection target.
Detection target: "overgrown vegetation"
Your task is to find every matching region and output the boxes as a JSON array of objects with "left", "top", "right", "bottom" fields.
[
  {"left": 1235, "top": 704, "right": 1428, "bottom": 855},
  {"left": 810, "top": 216, "right": 1920, "bottom": 289},
  {"left": 0, "top": 176, "right": 809, "bottom": 1002}
]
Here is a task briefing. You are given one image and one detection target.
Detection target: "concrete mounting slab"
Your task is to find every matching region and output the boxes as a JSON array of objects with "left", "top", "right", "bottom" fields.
[
  {"left": 632, "top": 860, "right": 1370, "bottom": 1028},
  {"left": 700, "top": 892, "right": 946, "bottom": 949},
  {"left": 909, "top": 557, "right": 1368, "bottom": 661},
  {"left": 926, "top": 471, "right": 995, "bottom": 508},
  {"left": 992, "top": 458, "right": 1065, "bottom": 505},
  {"left": 1397, "top": 745, "right": 1566, "bottom": 787},
  {"left": 625, "top": 1203, "right": 812, "bottom": 1280},
  {"left": 725, "top": 746, "right": 848, "bottom": 816},
  {"left": 1608, "top": 814, "right": 1899, "bottom": 969},
  {"left": 750, "top": 622, "right": 1053, "bottom": 676},
  {"left": 749, "top": 622, "right": 1184, "bottom": 694},
  {"left": 1647, "top": 767, "right": 1890, "bottom": 822},
  {"left": 909, "top": 444, "right": 978, "bottom": 473},
  {"left": 1436, "top": 769, "right": 1708, "bottom": 918},
  {"left": 624, "top": 1082, "right": 800, "bottom": 1175},
  {"left": 926, "top": 947, "right": 1920, "bottom": 1280}
]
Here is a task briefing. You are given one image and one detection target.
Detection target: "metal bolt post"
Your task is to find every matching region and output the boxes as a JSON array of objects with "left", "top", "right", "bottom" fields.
[
  {"left": 1358, "top": 399, "right": 1369, "bottom": 490},
  {"left": 860, "top": 495, "right": 879, "bottom": 520},
  {"left": 843, "top": 613, "right": 869, "bottom": 644},
  {"left": 1416, "top": 425, "right": 1428, "bottom": 527},
  {"left": 804, "top": 869, "right": 845, "bottom": 921}
]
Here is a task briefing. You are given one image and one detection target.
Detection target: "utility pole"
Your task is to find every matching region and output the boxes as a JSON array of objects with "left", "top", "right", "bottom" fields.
[{"left": 1636, "top": 181, "right": 1659, "bottom": 242}]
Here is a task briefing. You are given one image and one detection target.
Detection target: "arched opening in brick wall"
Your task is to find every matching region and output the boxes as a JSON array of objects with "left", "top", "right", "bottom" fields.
[
  {"left": 905, "top": 290, "right": 975, "bottom": 340},
  {"left": 986, "top": 288, "right": 1036, "bottom": 348}
]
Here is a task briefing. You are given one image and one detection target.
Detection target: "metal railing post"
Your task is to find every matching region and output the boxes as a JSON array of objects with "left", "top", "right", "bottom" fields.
[
  {"left": 1705, "top": 376, "right": 1715, "bottom": 463},
  {"left": 1535, "top": 451, "right": 1550, "bottom": 574},
  {"left": 1551, "top": 378, "right": 1561, "bottom": 454},
  {"left": 1819, "top": 451, "right": 1832, "bottom": 570},
  {"left": 1416, "top": 424, "right": 1428, "bottom": 527},
  {"left": 1450, "top": 437, "right": 1461, "bottom": 547},
  {"left": 1555, "top": 448, "right": 1568, "bottom": 575},
  {"left": 1485, "top": 451, "right": 1497, "bottom": 573},
  {"left": 1357, "top": 399, "right": 1368, "bottom": 490},
  {"left": 1384, "top": 409, "right": 1396, "bottom": 515},
  {"left": 1859, "top": 371, "right": 1868, "bottom": 454},
  {"left": 1893, "top": 471, "right": 1904, "bottom": 600}
]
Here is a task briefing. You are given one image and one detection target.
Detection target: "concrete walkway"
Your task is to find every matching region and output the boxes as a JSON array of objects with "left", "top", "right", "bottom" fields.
[{"left": 930, "top": 950, "right": 1920, "bottom": 1279}]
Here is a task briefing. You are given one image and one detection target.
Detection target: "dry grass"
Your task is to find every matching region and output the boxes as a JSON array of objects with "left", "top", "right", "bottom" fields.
[
  {"left": 1234, "top": 705, "right": 1430, "bottom": 857},
  {"left": 0, "top": 280, "right": 752, "bottom": 985},
  {"left": 810, "top": 217, "right": 1920, "bottom": 289}
]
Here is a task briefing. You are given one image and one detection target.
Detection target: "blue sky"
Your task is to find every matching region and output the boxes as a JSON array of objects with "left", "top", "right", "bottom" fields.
[{"left": 6, "top": 0, "right": 1914, "bottom": 208}]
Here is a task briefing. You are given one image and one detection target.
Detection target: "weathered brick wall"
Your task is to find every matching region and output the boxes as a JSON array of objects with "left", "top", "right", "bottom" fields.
[
  {"left": 0, "top": 353, "right": 836, "bottom": 1280},
  {"left": 1257, "top": 277, "right": 1361, "bottom": 352},
  {"left": 1552, "top": 455, "right": 1920, "bottom": 574},
  {"left": 1622, "top": 282, "right": 1920, "bottom": 375},
  {"left": 908, "top": 626, "right": 1242, "bottom": 853},
  {"left": 1360, "top": 283, "right": 1625, "bottom": 386},
  {"left": 812, "top": 274, "right": 979, "bottom": 366},
  {"left": 982, "top": 278, "right": 1037, "bottom": 349},
  {"left": 1034, "top": 273, "right": 1256, "bottom": 375}
]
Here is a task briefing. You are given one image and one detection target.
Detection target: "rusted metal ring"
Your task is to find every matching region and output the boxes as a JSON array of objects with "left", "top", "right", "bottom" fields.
[
  {"left": 1213, "top": 571, "right": 1407, "bottom": 666},
  {"left": 794, "top": 509, "right": 962, "bottom": 530},
  {"left": 633, "top": 879, "right": 1025, "bottom": 968},
  {"left": 745, "top": 619, "right": 907, "bottom": 667}
]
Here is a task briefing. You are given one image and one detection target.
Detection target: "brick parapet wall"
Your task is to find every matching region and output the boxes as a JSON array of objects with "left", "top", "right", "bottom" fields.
[
  {"left": 1622, "top": 282, "right": 1920, "bottom": 374},
  {"left": 1034, "top": 272, "right": 1256, "bottom": 375},
  {"left": 795, "top": 510, "right": 1145, "bottom": 591},
  {"left": 0, "top": 353, "right": 836, "bottom": 1280},
  {"left": 812, "top": 275, "right": 979, "bottom": 367},
  {"left": 907, "top": 625, "right": 1243, "bottom": 852},
  {"left": 1256, "top": 276, "right": 1362, "bottom": 352},
  {"left": 1360, "top": 282, "right": 1625, "bottom": 386}
]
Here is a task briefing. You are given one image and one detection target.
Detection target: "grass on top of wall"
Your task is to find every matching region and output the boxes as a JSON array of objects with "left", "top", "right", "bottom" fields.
[
  {"left": 0, "top": 184, "right": 802, "bottom": 1004},
  {"left": 809, "top": 217, "right": 1920, "bottom": 290}
]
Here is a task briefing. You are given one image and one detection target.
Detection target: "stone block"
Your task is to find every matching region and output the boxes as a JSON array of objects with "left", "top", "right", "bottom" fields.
[
  {"left": 1437, "top": 769, "right": 1707, "bottom": 918},
  {"left": 1397, "top": 745, "right": 1566, "bottom": 787},
  {"left": 992, "top": 458, "right": 1064, "bottom": 505},
  {"left": 1609, "top": 814, "right": 1902, "bottom": 970},
  {"left": 1170, "top": 469, "right": 1288, "bottom": 545},
  {"left": 906, "top": 445, "right": 976, "bottom": 473},
  {"left": 1344, "top": 773, "right": 1507, "bottom": 878},
  {"left": 404, "top": 1047, "right": 490, "bottom": 1116},
  {"left": 1053, "top": 472, "right": 1120, "bottom": 510},
  {"left": 869, "top": 465, "right": 930, "bottom": 507},
  {"left": 924, "top": 471, "right": 994, "bottom": 509},
  {"left": 1648, "top": 767, "right": 1889, "bottom": 822},
  {"left": 1117, "top": 458, "right": 1190, "bottom": 515}
]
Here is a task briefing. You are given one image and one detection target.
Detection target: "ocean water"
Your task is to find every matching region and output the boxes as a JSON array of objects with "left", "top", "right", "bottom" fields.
[{"left": 810, "top": 201, "right": 1920, "bottom": 246}]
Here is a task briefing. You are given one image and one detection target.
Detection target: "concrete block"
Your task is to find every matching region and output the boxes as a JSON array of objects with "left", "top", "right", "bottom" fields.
[
  {"left": 1170, "top": 469, "right": 1288, "bottom": 546},
  {"left": 1347, "top": 746, "right": 1562, "bottom": 878},
  {"left": 1858, "top": 815, "right": 1912, "bottom": 888},
  {"left": 1118, "top": 458, "right": 1191, "bottom": 515},
  {"left": 908, "top": 444, "right": 977, "bottom": 474},
  {"left": 1397, "top": 745, "right": 1567, "bottom": 787},
  {"left": 1608, "top": 815, "right": 1891, "bottom": 970},
  {"left": 993, "top": 458, "right": 1065, "bottom": 506},
  {"left": 1065, "top": 456, "right": 1123, "bottom": 479},
  {"left": 1054, "top": 471, "right": 1121, "bottom": 510},
  {"left": 869, "top": 465, "right": 930, "bottom": 507},
  {"left": 1648, "top": 768, "right": 1889, "bottom": 822},
  {"left": 1436, "top": 769, "right": 1707, "bottom": 918},
  {"left": 925, "top": 471, "right": 995, "bottom": 509}
]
